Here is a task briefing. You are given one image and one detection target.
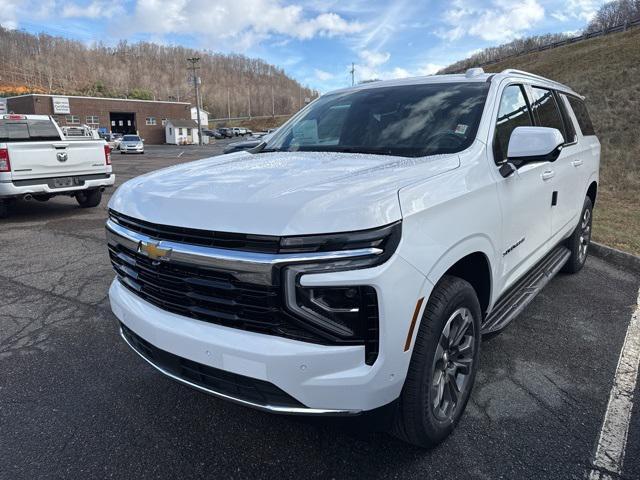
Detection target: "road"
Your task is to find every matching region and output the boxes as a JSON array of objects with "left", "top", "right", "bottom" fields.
[{"left": 1, "top": 141, "right": 639, "bottom": 479}]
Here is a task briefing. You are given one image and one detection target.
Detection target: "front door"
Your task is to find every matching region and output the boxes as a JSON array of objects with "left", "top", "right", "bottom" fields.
[{"left": 491, "top": 83, "right": 553, "bottom": 291}]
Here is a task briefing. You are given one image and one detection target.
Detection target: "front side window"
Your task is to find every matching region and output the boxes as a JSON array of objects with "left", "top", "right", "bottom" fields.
[
  {"left": 567, "top": 95, "right": 596, "bottom": 136},
  {"left": 530, "top": 87, "right": 566, "bottom": 140},
  {"left": 493, "top": 84, "right": 533, "bottom": 164},
  {"left": 263, "top": 82, "right": 490, "bottom": 158}
]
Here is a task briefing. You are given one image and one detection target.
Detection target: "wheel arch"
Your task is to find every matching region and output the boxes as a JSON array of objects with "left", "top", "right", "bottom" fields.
[
  {"left": 586, "top": 180, "right": 598, "bottom": 207},
  {"left": 425, "top": 236, "right": 495, "bottom": 318}
]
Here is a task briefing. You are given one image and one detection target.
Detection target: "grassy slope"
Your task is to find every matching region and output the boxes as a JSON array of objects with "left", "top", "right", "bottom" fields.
[{"left": 485, "top": 28, "right": 640, "bottom": 255}]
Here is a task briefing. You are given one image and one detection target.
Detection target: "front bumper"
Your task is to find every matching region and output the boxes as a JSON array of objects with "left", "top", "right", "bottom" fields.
[
  {"left": 121, "top": 145, "right": 144, "bottom": 153},
  {"left": 0, "top": 173, "right": 115, "bottom": 198},
  {"left": 109, "top": 251, "right": 430, "bottom": 413}
]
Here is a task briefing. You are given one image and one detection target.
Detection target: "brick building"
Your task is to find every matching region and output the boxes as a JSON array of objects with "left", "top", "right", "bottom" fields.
[{"left": 5, "top": 94, "right": 192, "bottom": 144}]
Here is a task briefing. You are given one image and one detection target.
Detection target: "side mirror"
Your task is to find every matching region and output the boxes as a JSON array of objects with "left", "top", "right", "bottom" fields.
[{"left": 507, "top": 126, "right": 564, "bottom": 164}]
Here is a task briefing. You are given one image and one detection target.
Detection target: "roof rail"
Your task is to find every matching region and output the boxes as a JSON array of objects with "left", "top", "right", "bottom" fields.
[{"left": 500, "top": 69, "right": 571, "bottom": 90}]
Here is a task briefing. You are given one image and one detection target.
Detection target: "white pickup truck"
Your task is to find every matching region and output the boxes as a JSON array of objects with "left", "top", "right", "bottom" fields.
[
  {"left": 106, "top": 68, "right": 599, "bottom": 446},
  {"left": 0, "top": 114, "right": 114, "bottom": 218}
]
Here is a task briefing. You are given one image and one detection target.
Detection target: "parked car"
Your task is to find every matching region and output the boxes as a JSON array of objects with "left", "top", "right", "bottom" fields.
[
  {"left": 106, "top": 68, "right": 599, "bottom": 447},
  {"left": 217, "top": 127, "right": 234, "bottom": 138},
  {"left": 203, "top": 129, "right": 223, "bottom": 139},
  {"left": 0, "top": 114, "right": 114, "bottom": 217},
  {"left": 112, "top": 133, "right": 123, "bottom": 150},
  {"left": 231, "top": 127, "right": 249, "bottom": 136},
  {"left": 119, "top": 135, "right": 144, "bottom": 154}
]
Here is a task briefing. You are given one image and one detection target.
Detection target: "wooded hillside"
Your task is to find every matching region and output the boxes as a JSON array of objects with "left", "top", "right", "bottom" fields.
[{"left": 0, "top": 27, "right": 318, "bottom": 119}]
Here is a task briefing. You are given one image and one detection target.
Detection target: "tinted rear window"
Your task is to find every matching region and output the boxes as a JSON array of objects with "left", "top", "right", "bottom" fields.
[
  {"left": 567, "top": 96, "right": 596, "bottom": 136},
  {"left": 530, "top": 87, "right": 566, "bottom": 140},
  {"left": 0, "top": 119, "right": 61, "bottom": 142}
]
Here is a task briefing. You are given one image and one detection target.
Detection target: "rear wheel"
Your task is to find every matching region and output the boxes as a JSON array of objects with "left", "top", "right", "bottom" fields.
[
  {"left": 0, "top": 199, "right": 11, "bottom": 219},
  {"left": 393, "top": 275, "right": 481, "bottom": 447},
  {"left": 76, "top": 189, "right": 102, "bottom": 208},
  {"left": 562, "top": 196, "right": 593, "bottom": 274}
]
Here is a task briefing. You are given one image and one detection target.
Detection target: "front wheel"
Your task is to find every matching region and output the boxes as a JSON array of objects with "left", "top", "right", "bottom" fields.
[
  {"left": 562, "top": 196, "right": 593, "bottom": 274},
  {"left": 76, "top": 189, "right": 102, "bottom": 208},
  {"left": 393, "top": 275, "right": 481, "bottom": 447}
]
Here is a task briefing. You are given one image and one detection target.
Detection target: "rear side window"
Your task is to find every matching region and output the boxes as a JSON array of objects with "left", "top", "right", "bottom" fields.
[
  {"left": 530, "top": 87, "right": 566, "bottom": 140},
  {"left": 493, "top": 84, "right": 533, "bottom": 164},
  {"left": 0, "top": 119, "right": 61, "bottom": 142},
  {"left": 567, "top": 96, "right": 596, "bottom": 136},
  {"left": 556, "top": 93, "right": 577, "bottom": 143}
]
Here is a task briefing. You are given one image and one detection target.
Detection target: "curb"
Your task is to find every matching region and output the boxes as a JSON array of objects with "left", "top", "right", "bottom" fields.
[{"left": 590, "top": 242, "right": 640, "bottom": 274}]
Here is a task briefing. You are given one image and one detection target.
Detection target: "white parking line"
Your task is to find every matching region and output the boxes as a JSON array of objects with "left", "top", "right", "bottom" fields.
[{"left": 588, "top": 286, "right": 640, "bottom": 479}]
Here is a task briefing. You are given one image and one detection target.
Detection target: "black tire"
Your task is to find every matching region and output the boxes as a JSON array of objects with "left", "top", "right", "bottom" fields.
[
  {"left": 76, "top": 189, "right": 102, "bottom": 208},
  {"left": 562, "top": 196, "right": 593, "bottom": 274},
  {"left": 33, "top": 195, "right": 50, "bottom": 202},
  {"left": 120, "top": 151, "right": 125, "bottom": 155},
  {"left": 393, "top": 275, "right": 481, "bottom": 448},
  {"left": 0, "top": 200, "right": 10, "bottom": 219}
]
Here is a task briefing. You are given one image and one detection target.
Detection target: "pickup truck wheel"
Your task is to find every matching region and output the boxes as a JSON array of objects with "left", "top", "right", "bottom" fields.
[
  {"left": 393, "top": 275, "right": 481, "bottom": 448},
  {"left": 562, "top": 197, "right": 593, "bottom": 274},
  {"left": 76, "top": 189, "right": 102, "bottom": 208},
  {"left": 0, "top": 199, "right": 11, "bottom": 219}
]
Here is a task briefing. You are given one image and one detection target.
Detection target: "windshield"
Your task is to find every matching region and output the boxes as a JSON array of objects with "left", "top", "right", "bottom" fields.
[
  {"left": 264, "top": 82, "right": 489, "bottom": 158},
  {"left": 0, "top": 119, "right": 61, "bottom": 142},
  {"left": 123, "top": 135, "right": 140, "bottom": 142}
]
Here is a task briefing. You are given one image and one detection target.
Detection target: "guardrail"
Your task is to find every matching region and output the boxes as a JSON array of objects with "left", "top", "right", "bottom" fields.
[{"left": 450, "top": 17, "right": 640, "bottom": 73}]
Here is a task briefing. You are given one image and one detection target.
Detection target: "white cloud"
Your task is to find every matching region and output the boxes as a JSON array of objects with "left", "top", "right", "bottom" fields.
[
  {"left": 314, "top": 68, "right": 334, "bottom": 81},
  {"left": 121, "top": 0, "right": 364, "bottom": 50},
  {"left": 437, "top": 0, "right": 545, "bottom": 42},
  {"left": 416, "top": 63, "right": 444, "bottom": 76},
  {"left": 0, "top": 0, "right": 21, "bottom": 29},
  {"left": 62, "top": 0, "right": 124, "bottom": 19},
  {"left": 359, "top": 49, "right": 391, "bottom": 67},
  {"left": 552, "top": 0, "right": 601, "bottom": 23}
]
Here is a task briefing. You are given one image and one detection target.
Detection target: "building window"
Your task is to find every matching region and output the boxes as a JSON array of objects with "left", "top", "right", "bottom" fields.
[
  {"left": 169, "top": 127, "right": 172, "bottom": 135},
  {"left": 65, "top": 115, "right": 80, "bottom": 124},
  {"left": 86, "top": 115, "right": 99, "bottom": 125},
  {"left": 179, "top": 128, "right": 184, "bottom": 135},
  {"left": 146, "top": 117, "right": 157, "bottom": 126},
  {"left": 161, "top": 118, "right": 167, "bottom": 126}
]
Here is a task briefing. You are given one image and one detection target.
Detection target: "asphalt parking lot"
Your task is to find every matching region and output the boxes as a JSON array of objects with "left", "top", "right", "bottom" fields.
[{"left": 1, "top": 140, "right": 639, "bottom": 480}]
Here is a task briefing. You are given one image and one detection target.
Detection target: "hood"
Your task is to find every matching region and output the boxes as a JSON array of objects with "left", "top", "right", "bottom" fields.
[{"left": 109, "top": 150, "right": 459, "bottom": 235}]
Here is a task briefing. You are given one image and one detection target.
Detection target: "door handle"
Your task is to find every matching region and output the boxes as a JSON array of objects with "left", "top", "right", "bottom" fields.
[
  {"left": 541, "top": 170, "right": 555, "bottom": 181},
  {"left": 571, "top": 159, "right": 584, "bottom": 167}
]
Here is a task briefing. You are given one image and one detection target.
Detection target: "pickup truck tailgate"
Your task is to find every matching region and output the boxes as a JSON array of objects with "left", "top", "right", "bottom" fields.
[{"left": 7, "top": 141, "right": 107, "bottom": 180}]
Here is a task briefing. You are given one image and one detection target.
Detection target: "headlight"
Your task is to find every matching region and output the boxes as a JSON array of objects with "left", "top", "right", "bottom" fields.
[{"left": 281, "top": 221, "right": 401, "bottom": 365}]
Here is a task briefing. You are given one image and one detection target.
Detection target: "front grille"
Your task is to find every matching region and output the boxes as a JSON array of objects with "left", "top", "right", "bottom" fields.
[
  {"left": 108, "top": 242, "right": 322, "bottom": 342},
  {"left": 121, "top": 323, "right": 305, "bottom": 408}
]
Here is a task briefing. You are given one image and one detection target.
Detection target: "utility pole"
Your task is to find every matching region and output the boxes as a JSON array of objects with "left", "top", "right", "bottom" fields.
[
  {"left": 187, "top": 57, "right": 203, "bottom": 146},
  {"left": 271, "top": 85, "right": 275, "bottom": 117},
  {"left": 227, "top": 88, "right": 231, "bottom": 119},
  {"left": 350, "top": 62, "right": 355, "bottom": 86},
  {"left": 248, "top": 88, "right": 251, "bottom": 119}
]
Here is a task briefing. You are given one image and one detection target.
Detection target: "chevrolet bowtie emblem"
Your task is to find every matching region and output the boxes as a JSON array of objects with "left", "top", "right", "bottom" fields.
[{"left": 138, "top": 241, "right": 172, "bottom": 261}]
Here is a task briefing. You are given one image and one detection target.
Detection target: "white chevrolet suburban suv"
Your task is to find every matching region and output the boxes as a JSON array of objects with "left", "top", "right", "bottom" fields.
[
  {"left": 106, "top": 68, "right": 599, "bottom": 446},
  {"left": 0, "top": 114, "right": 114, "bottom": 218}
]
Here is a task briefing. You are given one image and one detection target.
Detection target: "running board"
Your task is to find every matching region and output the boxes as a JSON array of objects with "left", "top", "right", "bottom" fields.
[{"left": 481, "top": 245, "right": 571, "bottom": 334}]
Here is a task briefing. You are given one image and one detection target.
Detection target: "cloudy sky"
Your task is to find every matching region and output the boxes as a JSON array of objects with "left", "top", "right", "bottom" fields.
[{"left": 0, "top": 0, "right": 604, "bottom": 91}]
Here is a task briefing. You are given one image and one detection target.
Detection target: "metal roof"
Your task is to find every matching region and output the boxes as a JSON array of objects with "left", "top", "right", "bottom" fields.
[{"left": 166, "top": 119, "right": 199, "bottom": 128}]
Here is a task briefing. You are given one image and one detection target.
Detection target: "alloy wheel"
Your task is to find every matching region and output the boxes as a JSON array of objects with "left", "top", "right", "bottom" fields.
[
  {"left": 430, "top": 307, "right": 476, "bottom": 422},
  {"left": 579, "top": 207, "right": 592, "bottom": 263}
]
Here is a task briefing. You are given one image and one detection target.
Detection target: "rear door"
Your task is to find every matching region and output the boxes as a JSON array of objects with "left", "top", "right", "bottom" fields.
[
  {"left": 1, "top": 117, "right": 106, "bottom": 179},
  {"left": 527, "top": 86, "right": 579, "bottom": 238},
  {"left": 491, "top": 83, "right": 554, "bottom": 289}
]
